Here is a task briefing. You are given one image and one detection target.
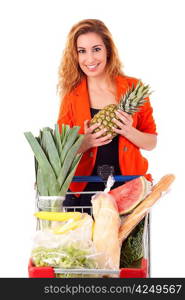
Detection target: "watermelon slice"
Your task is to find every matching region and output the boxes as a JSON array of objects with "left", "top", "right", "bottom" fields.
[{"left": 109, "top": 176, "right": 151, "bottom": 215}]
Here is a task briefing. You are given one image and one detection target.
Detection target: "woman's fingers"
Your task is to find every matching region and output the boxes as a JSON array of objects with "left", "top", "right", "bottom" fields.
[
  {"left": 112, "top": 117, "right": 124, "bottom": 128},
  {"left": 111, "top": 126, "right": 122, "bottom": 134},
  {"left": 99, "top": 139, "right": 112, "bottom": 146},
  {"left": 93, "top": 127, "right": 108, "bottom": 138},
  {"left": 84, "top": 120, "right": 91, "bottom": 133},
  {"left": 99, "top": 133, "right": 112, "bottom": 142},
  {"left": 115, "top": 110, "right": 133, "bottom": 125},
  {"left": 94, "top": 133, "right": 112, "bottom": 146},
  {"left": 116, "top": 110, "right": 131, "bottom": 119},
  {"left": 85, "top": 121, "right": 101, "bottom": 133},
  {"left": 95, "top": 139, "right": 112, "bottom": 147},
  {"left": 84, "top": 121, "right": 112, "bottom": 147}
]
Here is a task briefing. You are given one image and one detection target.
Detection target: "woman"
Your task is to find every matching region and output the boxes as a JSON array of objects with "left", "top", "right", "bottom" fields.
[{"left": 57, "top": 19, "right": 157, "bottom": 208}]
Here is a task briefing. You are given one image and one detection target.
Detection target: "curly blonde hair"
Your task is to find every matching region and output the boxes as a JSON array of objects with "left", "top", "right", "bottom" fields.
[{"left": 58, "top": 19, "right": 124, "bottom": 97}]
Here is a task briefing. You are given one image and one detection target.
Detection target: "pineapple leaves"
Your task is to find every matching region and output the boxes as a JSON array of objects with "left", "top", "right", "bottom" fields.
[{"left": 119, "top": 80, "right": 152, "bottom": 114}]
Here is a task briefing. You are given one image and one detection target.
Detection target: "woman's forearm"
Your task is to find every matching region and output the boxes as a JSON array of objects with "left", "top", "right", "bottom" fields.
[{"left": 126, "top": 127, "right": 157, "bottom": 150}]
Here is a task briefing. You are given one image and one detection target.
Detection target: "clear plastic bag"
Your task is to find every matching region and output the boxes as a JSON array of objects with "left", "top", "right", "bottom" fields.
[
  {"left": 31, "top": 212, "right": 101, "bottom": 272},
  {"left": 31, "top": 240, "right": 99, "bottom": 270},
  {"left": 33, "top": 212, "right": 94, "bottom": 247},
  {"left": 91, "top": 175, "right": 121, "bottom": 271}
]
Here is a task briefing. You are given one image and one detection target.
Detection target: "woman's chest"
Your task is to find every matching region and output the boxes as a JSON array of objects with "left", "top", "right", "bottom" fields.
[{"left": 88, "top": 89, "right": 118, "bottom": 109}]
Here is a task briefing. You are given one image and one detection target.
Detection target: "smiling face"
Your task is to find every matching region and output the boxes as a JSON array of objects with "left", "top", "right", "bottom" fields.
[{"left": 76, "top": 32, "right": 107, "bottom": 78}]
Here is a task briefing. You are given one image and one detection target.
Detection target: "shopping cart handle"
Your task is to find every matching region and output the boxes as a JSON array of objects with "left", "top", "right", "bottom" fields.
[{"left": 72, "top": 175, "right": 140, "bottom": 182}]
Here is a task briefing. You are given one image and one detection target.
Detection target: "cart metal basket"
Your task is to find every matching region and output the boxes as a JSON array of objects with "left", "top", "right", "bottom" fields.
[{"left": 28, "top": 175, "right": 151, "bottom": 278}]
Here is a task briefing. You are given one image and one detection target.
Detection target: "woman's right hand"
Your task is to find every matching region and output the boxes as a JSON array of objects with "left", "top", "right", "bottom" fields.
[{"left": 78, "top": 120, "right": 112, "bottom": 153}]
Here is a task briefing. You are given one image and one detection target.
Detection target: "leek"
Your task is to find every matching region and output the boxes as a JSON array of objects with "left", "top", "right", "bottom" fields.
[{"left": 24, "top": 124, "right": 84, "bottom": 209}]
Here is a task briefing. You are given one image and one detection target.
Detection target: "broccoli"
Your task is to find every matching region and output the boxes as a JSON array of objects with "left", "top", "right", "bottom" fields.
[{"left": 120, "top": 218, "right": 145, "bottom": 268}]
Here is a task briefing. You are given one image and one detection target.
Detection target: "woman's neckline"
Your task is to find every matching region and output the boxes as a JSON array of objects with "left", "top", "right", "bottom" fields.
[{"left": 90, "top": 107, "right": 100, "bottom": 110}]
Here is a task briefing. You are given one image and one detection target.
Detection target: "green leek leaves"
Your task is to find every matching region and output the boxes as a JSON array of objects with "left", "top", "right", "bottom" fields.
[{"left": 24, "top": 124, "right": 84, "bottom": 196}]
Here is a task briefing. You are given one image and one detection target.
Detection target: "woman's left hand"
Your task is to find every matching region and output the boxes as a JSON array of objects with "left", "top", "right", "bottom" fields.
[
  {"left": 112, "top": 110, "right": 133, "bottom": 138},
  {"left": 112, "top": 109, "right": 157, "bottom": 150}
]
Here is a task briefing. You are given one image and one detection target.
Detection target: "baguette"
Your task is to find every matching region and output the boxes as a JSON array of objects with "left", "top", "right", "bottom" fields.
[
  {"left": 118, "top": 174, "right": 175, "bottom": 244},
  {"left": 152, "top": 174, "right": 175, "bottom": 193},
  {"left": 92, "top": 193, "right": 121, "bottom": 271}
]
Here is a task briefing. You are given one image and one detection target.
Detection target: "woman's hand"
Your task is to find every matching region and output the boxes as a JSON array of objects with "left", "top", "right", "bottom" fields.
[
  {"left": 112, "top": 109, "right": 157, "bottom": 150},
  {"left": 78, "top": 120, "right": 112, "bottom": 153},
  {"left": 112, "top": 110, "right": 133, "bottom": 138}
]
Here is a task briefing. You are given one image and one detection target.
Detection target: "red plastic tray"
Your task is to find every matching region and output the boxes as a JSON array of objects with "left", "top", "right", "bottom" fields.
[{"left": 28, "top": 258, "right": 148, "bottom": 278}]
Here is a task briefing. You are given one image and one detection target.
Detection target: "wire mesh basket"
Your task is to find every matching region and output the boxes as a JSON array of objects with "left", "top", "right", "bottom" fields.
[{"left": 29, "top": 175, "right": 151, "bottom": 278}]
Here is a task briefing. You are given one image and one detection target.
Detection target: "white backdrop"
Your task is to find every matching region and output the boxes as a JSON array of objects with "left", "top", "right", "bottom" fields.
[{"left": 0, "top": 0, "right": 184, "bottom": 277}]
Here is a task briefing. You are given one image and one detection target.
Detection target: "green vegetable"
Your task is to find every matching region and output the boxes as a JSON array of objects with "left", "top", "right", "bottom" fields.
[
  {"left": 120, "top": 218, "right": 145, "bottom": 268},
  {"left": 24, "top": 131, "right": 61, "bottom": 196},
  {"left": 57, "top": 135, "right": 84, "bottom": 190},
  {"left": 32, "top": 244, "right": 98, "bottom": 277},
  {"left": 24, "top": 124, "right": 84, "bottom": 203}
]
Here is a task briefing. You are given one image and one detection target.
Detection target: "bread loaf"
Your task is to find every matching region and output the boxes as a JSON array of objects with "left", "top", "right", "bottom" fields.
[
  {"left": 92, "top": 192, "right": 121, "bottom": 271},
  {"left": 118, "top": 174, "right": 175, "bottom": 244}
]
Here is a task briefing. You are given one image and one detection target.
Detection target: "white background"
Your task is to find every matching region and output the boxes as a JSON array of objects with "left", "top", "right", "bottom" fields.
[{"left": 0, "top": 0, "right": 184, "bottom": 277}]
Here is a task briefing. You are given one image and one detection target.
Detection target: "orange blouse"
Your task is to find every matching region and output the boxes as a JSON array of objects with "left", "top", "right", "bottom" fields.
[{"left": 57, "top": 75, "right": 157, "bottom": 194}]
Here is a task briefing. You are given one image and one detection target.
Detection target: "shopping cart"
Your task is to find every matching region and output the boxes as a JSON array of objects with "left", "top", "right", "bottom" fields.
[{"left": 28, "top": 175, "right": 151, "bottom": 278}]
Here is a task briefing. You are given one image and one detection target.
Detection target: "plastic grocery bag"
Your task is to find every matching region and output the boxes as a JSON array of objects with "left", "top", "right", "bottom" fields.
[
  {"left": 31, "top": 212, "right": 102, "bottom": 271},
  {"left": 31, "top": 239, "right": 99, "bottom": 270},
  {"left": 91, "top": 175, "right": 121, "bottom": 272}
]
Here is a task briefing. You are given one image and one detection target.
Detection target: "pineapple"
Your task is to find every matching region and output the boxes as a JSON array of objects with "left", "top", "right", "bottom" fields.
[{"left": 90, "top": 81, "right": 152, "bottom": 138}]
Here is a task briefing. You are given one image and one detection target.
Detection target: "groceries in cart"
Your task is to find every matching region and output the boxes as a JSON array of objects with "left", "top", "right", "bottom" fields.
[
  {"left": 24, "top": 125, "right": 175, "bottom": 277},
  {"left": 30, "top": 173, "right": 175, "bottom": 277}
]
